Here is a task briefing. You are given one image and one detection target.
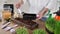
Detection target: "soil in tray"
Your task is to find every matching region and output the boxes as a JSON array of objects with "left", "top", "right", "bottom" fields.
[
  {"left": 15, "top": 18, "right": 37, "bottom": 25},
  {"left": 13, "top": 18, "right": 38, "bottom": 29}
]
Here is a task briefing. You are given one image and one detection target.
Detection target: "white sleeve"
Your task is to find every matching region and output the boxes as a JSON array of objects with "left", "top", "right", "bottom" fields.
[
  {"left": 23, "top": 0, "right": 27, "bottom": 4},
  {"left": 45, "top": 0, "right": 57, "bottom": 10}
]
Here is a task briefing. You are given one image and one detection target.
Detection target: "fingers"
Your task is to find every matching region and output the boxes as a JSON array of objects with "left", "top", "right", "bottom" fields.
[
  {"left": 15, "top": 2, "right": 20, "bottom": 9},
  {"left": 36, "top": 14, "right": 43, "bottom": 20},
  {"left": 36, "top": 15, "right": 40, "bottom": 20}
]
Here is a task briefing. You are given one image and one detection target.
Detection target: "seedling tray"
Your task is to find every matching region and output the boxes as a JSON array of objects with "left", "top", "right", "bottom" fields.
[{"left": 11, "top": 18, "right": 38, "bottom": 30}]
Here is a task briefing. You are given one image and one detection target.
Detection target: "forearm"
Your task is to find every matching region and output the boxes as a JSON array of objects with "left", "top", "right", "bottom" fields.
[
  {"left": 39, "top": 8, "right": 48, "bottom": 16},
  {"left": 42, "top": 8, "right": 48, "bottom": 15}
]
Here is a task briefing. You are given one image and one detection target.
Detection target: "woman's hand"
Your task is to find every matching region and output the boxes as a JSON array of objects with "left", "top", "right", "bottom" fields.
[
  {"left": 15, "top": 2, "right": 21, "bottom": 9},
  {"left": 36, "top": 13, "right": 43, "bottom": 20},
  {"left": 15, "top": 0, "right": 23, "bottom": 9}
]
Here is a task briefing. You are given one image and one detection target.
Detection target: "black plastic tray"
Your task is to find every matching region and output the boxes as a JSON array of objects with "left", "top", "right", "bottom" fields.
[{"left": 11, "top": 18, "right": 38, "bottom": 30}]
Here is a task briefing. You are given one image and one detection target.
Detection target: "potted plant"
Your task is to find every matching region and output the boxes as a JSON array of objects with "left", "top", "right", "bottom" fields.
[
  {"left": 54, "top": 21, "right": 60, "bottom": 34},
  {"left": 16, "top": 27, "right": 29, "bottom": 34},
  {"left": 33, "top": 29, "right": 46, "bottom": 34},
  {"left": 45, "top": 17, "right": 57, "bottom": 34}
]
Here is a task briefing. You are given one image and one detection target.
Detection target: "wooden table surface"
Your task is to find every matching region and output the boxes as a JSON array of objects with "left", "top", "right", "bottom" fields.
[{"left": 0, "top": 20, "right": 46, "bottom": 34}]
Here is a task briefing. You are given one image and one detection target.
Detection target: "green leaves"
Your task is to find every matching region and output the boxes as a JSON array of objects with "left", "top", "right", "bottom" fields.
[
  {"left": 54, "top": 21, "right": 60, "bottom": 34},
  {"left": 45, "top": 18, "right": 56, "bottom": 32},
  {"left": 16, "top": 27, "right": 47, "bottom": 34},
  {"left": 33, "top": 29, "right": 46, "bottom": 34},
  {"left": 45, "top": 16, "right": 60, "bottom": 34},
  {"left": 16, "top": 27, "right": 29, "bottom": 34}
]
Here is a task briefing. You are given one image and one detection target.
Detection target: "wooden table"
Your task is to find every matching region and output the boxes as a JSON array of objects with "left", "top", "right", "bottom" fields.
[{"left": 0, "top": 20, "right": 46, "bottom": 34}]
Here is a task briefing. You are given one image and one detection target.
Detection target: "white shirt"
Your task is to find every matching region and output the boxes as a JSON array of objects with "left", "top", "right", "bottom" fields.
[{"left": 20, "top": 0, "right": 57, "bottom": 14}]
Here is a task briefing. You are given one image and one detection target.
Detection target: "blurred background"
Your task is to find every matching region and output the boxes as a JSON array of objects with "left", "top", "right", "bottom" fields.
[
  {"left": 0, "top": 0, "right": 60, "bottom": 18},
  {"left": 0, "top": 0, "right": 30, "bottom": 19},
  {"left": 0, "top": 0, "right": 60, "bottom": 34}
]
